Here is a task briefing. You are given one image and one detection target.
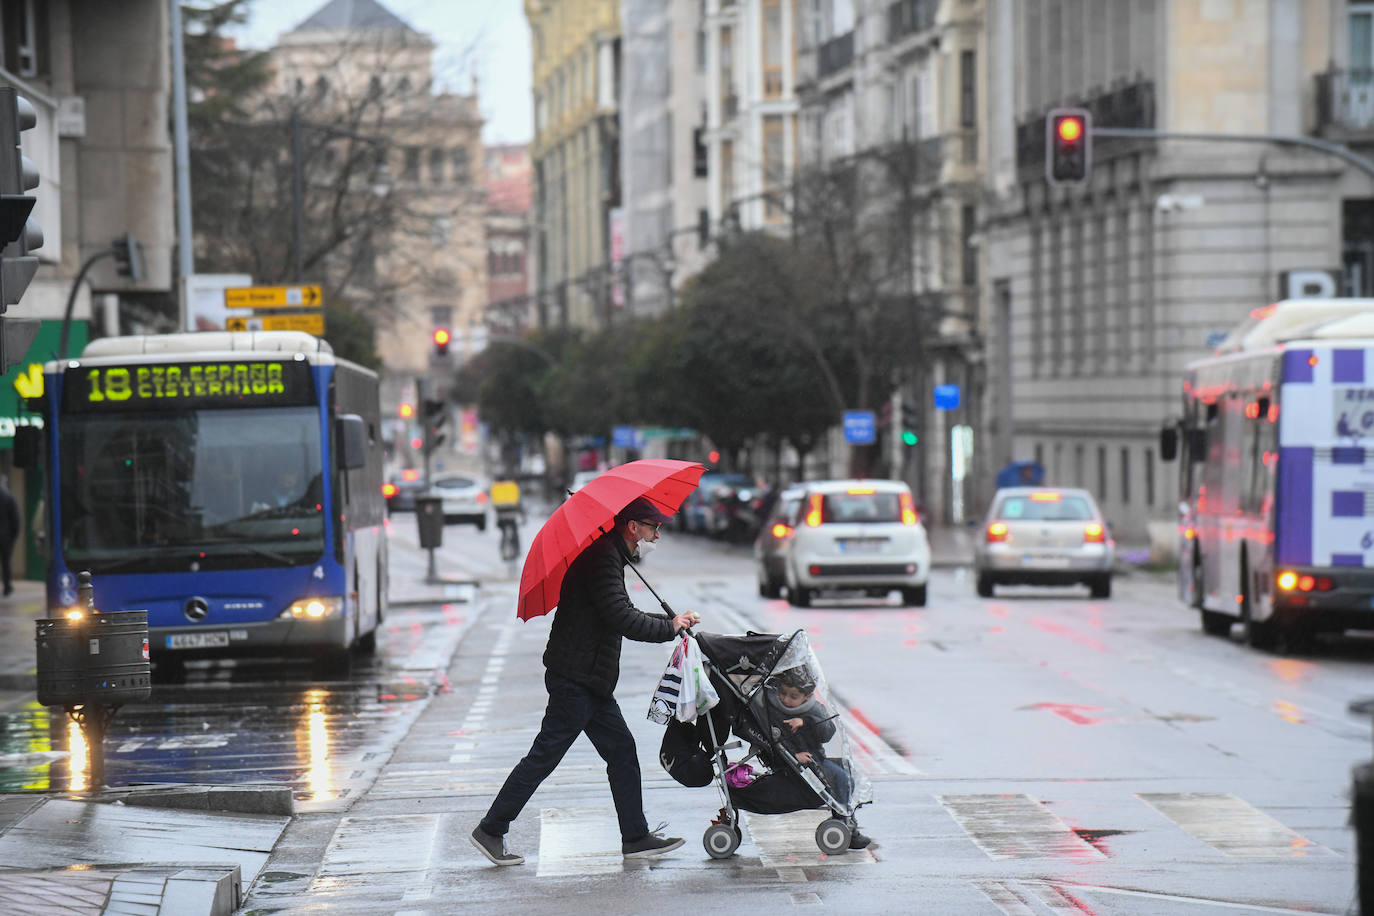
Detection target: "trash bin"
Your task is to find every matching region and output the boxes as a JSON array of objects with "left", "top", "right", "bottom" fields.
[
  {"left": 36, "top": 610, "right": 152, "bottom": 708},
  {"left": 416, "top": 496, "right": 444, "bottom": 549}
]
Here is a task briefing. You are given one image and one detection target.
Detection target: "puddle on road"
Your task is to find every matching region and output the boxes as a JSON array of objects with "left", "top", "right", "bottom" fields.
[{"left": 0, "top": 642, "right": 440, "bottom": 796}]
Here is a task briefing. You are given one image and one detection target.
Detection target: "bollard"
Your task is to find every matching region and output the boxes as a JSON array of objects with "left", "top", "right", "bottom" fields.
[
  {"left": 1352, "top": 697, "right": 1374, "bottom": 916},
  {"left": 34, "top": 571, "right": 151, "bottom": 791}
]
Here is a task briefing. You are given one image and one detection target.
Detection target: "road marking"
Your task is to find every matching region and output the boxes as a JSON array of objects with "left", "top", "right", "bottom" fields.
[
  {"left": 1051, "top": 881, "right": 1347, "bottom": 913},
  {"left": 939, "top": 794, "right": 1104, "bottom": 860},
  {"left": 315, "top": 814, "right": 438, "bottom": 879},
  {"left": 536, "top": 807, "right": 624, "bottom": 877},
  {"left": 1137, "top": 793, "right": 1331, "bottom": 857},
  {"left": 743, "top": 810, "right": 877, "bottom": 870},
  {"left": 975, "top": 880, "right": 1036, "bottom": 915}
]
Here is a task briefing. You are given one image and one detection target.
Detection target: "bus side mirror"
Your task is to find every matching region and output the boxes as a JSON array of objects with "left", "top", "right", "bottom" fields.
[
  {"left": 13, "top": 425, "right": 40, "bottom": 468},
  {"left": 1159, "top": 427, "right": 1178, "bottom": 462},
  {"left": 1187, "top": 428, "right": 1207, "bottom": 459},
  {"left": 336, "top": 414, "right": 367, "bottom": 471}
]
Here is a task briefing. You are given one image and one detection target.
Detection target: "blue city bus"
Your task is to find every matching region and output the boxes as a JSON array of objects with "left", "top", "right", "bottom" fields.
[{"left": 25, "top": 331, "right": 387, "bottom": 675}]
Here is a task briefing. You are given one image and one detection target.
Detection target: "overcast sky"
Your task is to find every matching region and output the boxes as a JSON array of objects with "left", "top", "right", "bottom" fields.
[{"left": 228, "top": 0, "right": 534, "bottom": 144}]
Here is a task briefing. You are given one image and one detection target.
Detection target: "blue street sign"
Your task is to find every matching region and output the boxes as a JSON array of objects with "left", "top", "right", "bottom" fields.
[
  {"left": 612, "top": 425, "right": 643, "bottom": 449},
  {"left": 934, "top": 384, "right": 960, "bottom": 411},
  {"left": 842, "top": 410, "right": 877, "bottom": 445}
]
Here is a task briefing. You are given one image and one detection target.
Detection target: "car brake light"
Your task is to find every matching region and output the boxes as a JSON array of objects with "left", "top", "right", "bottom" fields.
[
  {"left": 1030, "top": 491, "right": 1062, "bottom": 502},
  {"left": 846, "top": 487, "right": 875, "bottom": 495},
  {"left": 477, "top": 492, "right": 488, "bottom": 504},
  {"left": 1276, "top": 570, "right": 1298, "bottom": 591},
  {"left": 899, "top": 491, "right": 919, "bottom": 525},
  {"left": 401, "top": 468, "right": 419, "bottom": 482},
  {"left": 987, "top": 522, "right": 1008, "bottom": 543},
  {"left": 805, "top": 493, "right": 823, "bottom": 527},
  {"left": 771, "top": 523, "right": 793, "bottom": 539},
  {"left": 382, "top": 483, "right": 398, "bottom": 498},
  {"left": 1084, "top": 523, "right": 1105, "bottom": 543}
]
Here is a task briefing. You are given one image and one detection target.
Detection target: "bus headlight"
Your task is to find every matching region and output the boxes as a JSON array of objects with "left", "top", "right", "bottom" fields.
[{"left": 282, "top": 596, "right": 344, "bottom": 620}]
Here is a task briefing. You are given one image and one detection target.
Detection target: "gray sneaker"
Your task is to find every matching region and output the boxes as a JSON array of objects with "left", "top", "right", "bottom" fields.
[
  {"left": 622, "top": 831, "right": 685, "bottom": 858},
  {"left": 470, "top": 826, "right": 524, "bottom": 866}
]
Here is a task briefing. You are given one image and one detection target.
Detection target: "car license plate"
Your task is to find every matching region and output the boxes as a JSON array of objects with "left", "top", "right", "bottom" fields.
[
  {"left": 1021, "top": 556, "right": 1071, "bottom": 569},
  {"left": 166, "top": 631, "right": 230, "bottom": 650},
  {"left": 839, "top": 538, "right": 884, "bottom": 554}
]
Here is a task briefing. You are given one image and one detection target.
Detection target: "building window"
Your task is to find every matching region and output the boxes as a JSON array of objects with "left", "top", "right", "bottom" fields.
[
  {"left": 452, "top": 147, "right": 470, "bottom": 184},
  {"left": 1145, "top": 446, "right": 1155, "bottom": 507},
  {"left": 1030, "top": 220, "right": 1043, "bottom": 376},
  {"left": 1117, "top": 206, "right": 1130, "bottom": 364},
  {"left": 961, "top": 204, "right": 977, "bottom": 287},
  {"left": 1035, "top": 442, "right": 1044, "bottom": 469},
  {"left": 763, "top": 0, "right": 784, "bottom": 98},
  {"left": 720, "top": 24, "right": 735, "bottom": 115},
  {"left": 1120, "top": 446, "right": 1131, "bottom": 505},
  {"left": 1352, "top": 3, "right": 1374, "bottom": 72},
  {"left": 429, "top": 148, "right": 445, "bottom": 184},
  {"left": 403, "top": 147, "right": 421, "bottom": 181},
  {"left": 1050, "top": 218, "right": 1064, "bottom": 374},
  {"left": 1074, "top": 444, "right": 1085, "bottom": 487},
  {"left": 430, "top": 306, "right": 453, "bottom": 328},
  {"left": 721, "top": 139, "right": 734, "bottom": 210},
  {"left": 764, "top": 116, "right": 786, "bottom": 222},
  {"left": 1094, "top": 210, "right": 1108, "bottom": 371},
  {"left": 1098, "top": 445, "right": 1107, "bottom": 501},
  {"left": 693, "top": 126, "right": 708, "bottom": 177},
  {"left": 959, "top": 49, "right": 976, "bottom": 128},
  {"left": 1071, "top": 208, "right": 1085, "bottom": 371},
  {"left": 1, "top": 0, "right": 42, "bottom": 77}
]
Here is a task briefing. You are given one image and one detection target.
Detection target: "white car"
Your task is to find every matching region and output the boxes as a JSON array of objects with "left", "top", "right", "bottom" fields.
[
  {"left": 430, "top": 474, "right": 489, "bottom": 530},
  {"left": 785, "top": 479, "right": 930, "bottom": 607},
  {"left": 973, "top": 487, "right": 1114, "bottom": 598}
]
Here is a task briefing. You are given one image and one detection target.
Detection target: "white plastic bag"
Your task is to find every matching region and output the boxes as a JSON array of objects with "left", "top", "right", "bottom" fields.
[{"left": 678, "top": 636, "right": 718, "bottom": 722}]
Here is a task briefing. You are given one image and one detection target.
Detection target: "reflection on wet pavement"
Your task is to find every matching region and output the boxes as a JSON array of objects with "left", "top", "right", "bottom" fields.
[{"left": 0, "top": 605, "right": 462, "bottom": 800}]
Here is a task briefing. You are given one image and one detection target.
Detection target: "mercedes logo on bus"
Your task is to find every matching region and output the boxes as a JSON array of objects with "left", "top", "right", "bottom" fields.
[{"left": 184, "top": 597, "right": 210, "bottom": 621}]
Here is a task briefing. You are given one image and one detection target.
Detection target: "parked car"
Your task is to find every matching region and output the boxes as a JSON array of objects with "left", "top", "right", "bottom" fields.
[
  {"left": 753, "top": 486, "right": 803, "bottom": 598},
  {"left": 383, "top": 469, "right": 426, "bottom": 515},
  {"left": 785, "top": 479, "right": 930, "bottom": 607},
  {"left": 430, "top": 474, "right": 489, "bottom": 530},
  {"left": 682, "top": 472, "right": 754, "bottom": 535},
  {"left": 973, "top": 486, "right": 1114, "bottom": 598}
]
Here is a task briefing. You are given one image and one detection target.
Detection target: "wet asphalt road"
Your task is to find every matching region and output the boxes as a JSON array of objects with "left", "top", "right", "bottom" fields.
[{"left": 0, "top": 511, "right": 1370, "bottom": 913}]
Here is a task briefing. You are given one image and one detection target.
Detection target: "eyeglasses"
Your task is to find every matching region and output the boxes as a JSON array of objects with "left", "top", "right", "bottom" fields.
[{"left": 635, "top": 520, "right": 662, "bottom": 534}]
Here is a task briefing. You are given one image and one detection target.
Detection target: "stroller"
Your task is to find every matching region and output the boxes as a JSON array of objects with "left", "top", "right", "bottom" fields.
[{"left": 656, "top": 628, "right": 873, "bottom": 858}]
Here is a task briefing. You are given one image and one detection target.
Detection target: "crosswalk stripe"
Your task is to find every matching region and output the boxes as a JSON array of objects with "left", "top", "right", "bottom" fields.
[
  {"left": 1137, "top": 792, "right": 1331, "bottom": 857},
  {"left": 939, "top": 794, "right": 1104, "bottom": 860},
  {"left": 975, "top": 880, "right": 1036, "bottom": 915},
  {"left": 535, "top": 807, "right": 624, "bottom": 877},
  {"left": 315, "top": 814, "right": 439, "bottom": 879},
  {"left": 742, "top": 810, "right": 877, "bottom": 869}
]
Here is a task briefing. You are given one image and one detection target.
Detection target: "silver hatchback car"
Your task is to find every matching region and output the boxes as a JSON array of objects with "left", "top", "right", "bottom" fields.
[{"left": 974, "top": 487, "right": 1114, "bottom": 598}]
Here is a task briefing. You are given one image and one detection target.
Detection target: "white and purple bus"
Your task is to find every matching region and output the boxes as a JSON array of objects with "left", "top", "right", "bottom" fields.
[
  {"left": 1162, "top": 299, "right": 1374, "bottom": 650},
  {"left": 20, "top": 331, "right": 388, "bottom": 677}
]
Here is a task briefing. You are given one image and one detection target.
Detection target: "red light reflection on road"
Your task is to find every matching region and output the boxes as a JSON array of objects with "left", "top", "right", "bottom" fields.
[
  {"left": 1266, "top": 657, "right": 1310, "bottom": 683},
  {"left": 1022, "top": 702, "right": 1109, "bottom": 725},
  {"left": 989, "top": 625, "right": 1005, "bottom": 635},
  {"left": 1273, "top": 700, "right": 1305, "bottom": 724},
  {"left": 1031, "top": 618, "right": 1108, "bottom": 652},
  {"left": 987, "top": 605, "right": 1009, "bottom": 619}
]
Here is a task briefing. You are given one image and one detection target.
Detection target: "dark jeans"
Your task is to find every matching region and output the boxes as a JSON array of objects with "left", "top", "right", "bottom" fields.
[
  {"left": 480, "top": 671, "right": 650, "bottom": 842},
  {"left": 820, "top": 758, "right": 852, "bottom": 807}
]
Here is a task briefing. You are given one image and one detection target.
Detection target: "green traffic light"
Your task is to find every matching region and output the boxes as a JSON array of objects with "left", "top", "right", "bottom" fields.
[{"left": 902, "top": 430, "right": 918, "bottom": 446}]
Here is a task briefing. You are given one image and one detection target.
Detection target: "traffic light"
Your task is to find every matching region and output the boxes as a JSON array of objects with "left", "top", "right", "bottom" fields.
[
  {"left": 422, "top": 398, "right": 448, "bottom": 454},
  {"left": 901, "top": 404, "right": 919, "bottom": 447},
  {"left": 0, "top": 87, "right": 42, "bottom": 373},
  {"left": 433, "top": 327, "right": 451, "bottom": 357},
  {"left": 1045, "top": 107, "right": 1091, "bottom": 184},
  {"left": 112, "top": 233, "right": 142, "bottom": 281}
]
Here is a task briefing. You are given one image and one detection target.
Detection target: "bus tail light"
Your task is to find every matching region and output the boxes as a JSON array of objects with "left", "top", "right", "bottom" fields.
[
  {"left": 1084, "top": 523, "right": 1106, "bottom": 543},
  {"left": 986, "top": 522, "right": 1008, "bottom": 543},
  {"left": 1276, "top": 570, "right": 1298, "bottom": 591},
  {"left": 1278, "top": 571, "right": 1335, "bottom": 593}
]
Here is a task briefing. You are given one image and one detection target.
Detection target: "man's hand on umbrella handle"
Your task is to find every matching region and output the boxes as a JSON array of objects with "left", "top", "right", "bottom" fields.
[{"left": 672, "top": 611, "right": 700, "bottom": 634}]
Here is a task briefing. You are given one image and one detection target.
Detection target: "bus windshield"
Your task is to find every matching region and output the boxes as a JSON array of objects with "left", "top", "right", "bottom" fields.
[{"left": 59, "top": 406, "right": 326, "bottom": 573}]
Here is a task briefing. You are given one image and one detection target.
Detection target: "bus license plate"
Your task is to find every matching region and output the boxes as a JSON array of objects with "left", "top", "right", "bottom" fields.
[{"left": 166, "top": 632, "right": 230, "bottom": 650}]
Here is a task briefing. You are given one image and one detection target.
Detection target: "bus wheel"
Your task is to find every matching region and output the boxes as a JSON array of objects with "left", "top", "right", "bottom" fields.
[{"left": 1189, "top": 552, "right": 1205, "bottom": 610}]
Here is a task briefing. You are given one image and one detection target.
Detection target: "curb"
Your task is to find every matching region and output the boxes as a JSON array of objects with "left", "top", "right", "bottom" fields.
[{"left": 111, "top": 783, "right": 295, "bottom": 817}]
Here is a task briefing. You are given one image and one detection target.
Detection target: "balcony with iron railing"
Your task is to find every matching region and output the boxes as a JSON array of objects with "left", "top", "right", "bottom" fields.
[
  {"left": 888, "top": 0, "right": 938, "bottom": 43},
  {"left": 818, "top": 31, "right": 855, "bottom": 79},
  {"left": 1315, "top": 67, "right": 1374, "bottom": 135}
]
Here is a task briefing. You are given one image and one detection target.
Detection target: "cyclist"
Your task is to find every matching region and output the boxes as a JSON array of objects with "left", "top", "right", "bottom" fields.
[{"left": 491, "top": 478, "right": 524, "bottom": 561}]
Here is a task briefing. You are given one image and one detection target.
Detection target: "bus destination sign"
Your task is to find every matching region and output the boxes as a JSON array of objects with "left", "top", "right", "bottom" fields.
[{"left": 63, "top": 360, "right": 315, "bottom": 412}]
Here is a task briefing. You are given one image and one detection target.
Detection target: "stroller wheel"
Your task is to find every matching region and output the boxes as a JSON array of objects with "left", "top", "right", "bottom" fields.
[
  {"left": 815, "top": 818, "right": 851, "bottom": 855},
  {"left": 704, "top": 823, "right": 742, "bottom": 859}
]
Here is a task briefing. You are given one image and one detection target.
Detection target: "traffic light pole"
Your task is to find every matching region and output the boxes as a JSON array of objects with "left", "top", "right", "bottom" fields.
[
  {"left": 1092, "top": 126, "right": 1374, "bottom": 181},
  {"left": 58, "top": 249, "right": 117, "bottom": 359}
]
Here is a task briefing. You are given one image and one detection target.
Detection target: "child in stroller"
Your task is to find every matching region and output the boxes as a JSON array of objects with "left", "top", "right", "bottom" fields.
[{"left": 656, "top": 628, "right": 873, "bottom": 858}]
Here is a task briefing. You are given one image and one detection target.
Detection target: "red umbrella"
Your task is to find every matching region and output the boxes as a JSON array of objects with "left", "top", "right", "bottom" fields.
[{"left": 518, "top": 458, "right": 705, "bottom": 620}]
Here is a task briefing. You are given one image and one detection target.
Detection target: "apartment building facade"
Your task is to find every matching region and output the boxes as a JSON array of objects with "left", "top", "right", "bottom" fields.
[
  {"left": 795, "top": 0, "right": 987, "bottom": 524},
  {"left": 525, "top": 0, "right": 622, "bottom": 330},
  {"left": 981, "top": 0, "right": 1358, "bottom": 546}
]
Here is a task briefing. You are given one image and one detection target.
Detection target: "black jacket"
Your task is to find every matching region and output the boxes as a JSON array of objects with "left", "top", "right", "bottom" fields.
[{"left": 543, "top": 531, "right": 676, "bottom": 696}]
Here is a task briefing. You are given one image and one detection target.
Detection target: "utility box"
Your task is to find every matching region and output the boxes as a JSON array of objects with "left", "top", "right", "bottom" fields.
[
  {"left": 36, "top": 610, "right": 152, "bottom": 707},
  {"left": 416, "top": 497, "right": 444, "bottom": 549}
]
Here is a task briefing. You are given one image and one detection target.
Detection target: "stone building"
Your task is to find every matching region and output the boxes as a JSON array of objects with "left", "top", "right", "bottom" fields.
[
  {"left": 270, "top": 0, "right": 487, "bottom": 403},
  {"left": 484, "top": 143, "right": 533, "bottom": 333},
  {"left": 524, "top": 0, "right": 622, "bottom": 330},
  {"left": 980, "top": 0, "right": 1360, "bottom": 547}
]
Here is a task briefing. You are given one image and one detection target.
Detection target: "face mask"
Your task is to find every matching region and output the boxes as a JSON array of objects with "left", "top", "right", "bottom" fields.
[{"left": 637, "top": 538, "right": 658, "bottom": 558}]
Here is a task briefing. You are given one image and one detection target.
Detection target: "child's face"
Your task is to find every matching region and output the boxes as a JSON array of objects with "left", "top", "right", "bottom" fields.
[{"left": 777, "top": 684, "right": 812, "bottom": 708}]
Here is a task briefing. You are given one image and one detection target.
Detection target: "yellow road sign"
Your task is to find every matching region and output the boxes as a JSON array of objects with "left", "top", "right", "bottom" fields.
[
  {"left": 224, "top": 285, "right": 323, "bottom": 309},
  {"left": 224, "top": 313, "right": 324, "bottom": 335}
]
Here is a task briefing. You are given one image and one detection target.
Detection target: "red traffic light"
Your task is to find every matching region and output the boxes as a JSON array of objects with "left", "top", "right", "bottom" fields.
[
  {"left": 1056, "top": 116, "right": 1083, "bottom": 143},
  {"left": 433, "top": 328, "right": 451, "bottom": 346},
  {"left": 399, "top": 402, "right": 414, "bottom": 418},
  {"left": 1045, "top": 107, "right": 1091, "bottom": 184}
]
